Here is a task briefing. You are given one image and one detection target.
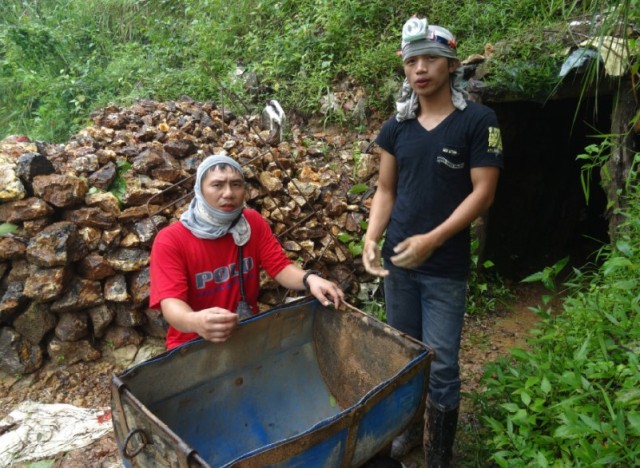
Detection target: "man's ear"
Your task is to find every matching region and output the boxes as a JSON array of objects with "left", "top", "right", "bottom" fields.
[{"left": 448, "top": 58, "right": 460, "bottom": 73}]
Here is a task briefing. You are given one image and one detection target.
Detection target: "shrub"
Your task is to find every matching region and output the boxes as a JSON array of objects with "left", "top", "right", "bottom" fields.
[
  {"left": 476, "top": 178, "right": 640, "bottom": 466},
  {"left": 0, "top": 0, "right": 597, "bottom": 142}
]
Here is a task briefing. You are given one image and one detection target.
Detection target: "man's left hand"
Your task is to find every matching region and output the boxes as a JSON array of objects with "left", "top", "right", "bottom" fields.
[
  {"left": 308, "top": 275, "right": 345, "bottom": 309},
  {"left": 390, "top": 234, "right": 436, "bottom": 269}
]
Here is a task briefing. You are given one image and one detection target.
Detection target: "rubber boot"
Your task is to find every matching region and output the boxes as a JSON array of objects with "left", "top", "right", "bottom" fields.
[
  {"left": 389, "top": 418, "right": 424, "bottom": 459},
  {"left": 362, "top": 453, "right": 404, "bottom": 467},
  {"left": 424, "top": 401, "right": 458, "bottom": 468}
]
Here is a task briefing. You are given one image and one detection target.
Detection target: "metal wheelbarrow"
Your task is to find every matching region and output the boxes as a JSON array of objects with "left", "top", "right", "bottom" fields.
[{"left": 111, "top": 297, "right": 434, "bottom": 467}]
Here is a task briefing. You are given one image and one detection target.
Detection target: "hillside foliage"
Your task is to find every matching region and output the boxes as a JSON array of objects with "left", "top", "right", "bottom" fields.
[
  {"left": 1, "top": 1, "right": 638, "bottom": 466},
  {"left": 474, "top": 172, "right": 640, "bottom": 465},
  {"left": 0, "top": 0, "right": 626, "bottom": 142}
]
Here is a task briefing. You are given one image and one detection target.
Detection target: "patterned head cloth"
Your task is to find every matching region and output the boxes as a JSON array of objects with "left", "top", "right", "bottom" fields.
[
  {"left": 396, "top": 17, "right": 468, "bottom": 121},
  {"left": 401, "top": 18, "right": 458, "bottom": 60},
  {"left": 180, "top": 154, "right": 251, "bottom": 245}
]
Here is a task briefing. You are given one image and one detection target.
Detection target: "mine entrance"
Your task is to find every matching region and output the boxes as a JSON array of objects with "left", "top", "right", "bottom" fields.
[{"left": 483, "top": 95, "right": 611, "bottom": 280}]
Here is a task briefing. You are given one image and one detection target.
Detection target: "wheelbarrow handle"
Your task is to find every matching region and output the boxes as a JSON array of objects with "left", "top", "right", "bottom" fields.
[{"left": 123, "top": 427, "right": 149, "bottom": 459}]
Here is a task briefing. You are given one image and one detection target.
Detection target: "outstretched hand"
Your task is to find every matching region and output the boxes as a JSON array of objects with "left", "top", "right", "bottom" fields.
[{"left": 362, "top": 239, "right": 389, "bottom": 277}]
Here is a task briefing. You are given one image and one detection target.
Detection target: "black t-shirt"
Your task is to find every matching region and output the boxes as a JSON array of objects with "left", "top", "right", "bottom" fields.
[{"left": 375, "top": 101, "right": 504, "bottom": 279}]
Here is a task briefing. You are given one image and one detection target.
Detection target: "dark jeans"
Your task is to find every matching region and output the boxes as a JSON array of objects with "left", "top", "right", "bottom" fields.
[{"left": 384, "top": 264, "right": 466, "bottom": 410}]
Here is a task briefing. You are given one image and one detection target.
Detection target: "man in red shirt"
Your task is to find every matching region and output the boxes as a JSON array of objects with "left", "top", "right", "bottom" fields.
[{"left": 150, "top": 154, "right": 344, "bottom": 350}]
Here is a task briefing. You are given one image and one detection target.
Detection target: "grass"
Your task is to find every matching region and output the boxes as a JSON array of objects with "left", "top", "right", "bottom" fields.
[{"left": 1, "top": 0, "right": 627, "bottom": 142}]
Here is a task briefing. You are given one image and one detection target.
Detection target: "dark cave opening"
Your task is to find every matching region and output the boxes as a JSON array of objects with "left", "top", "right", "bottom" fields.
[{"left": 482, "top": 96, "right": 612, "bottom": 280}]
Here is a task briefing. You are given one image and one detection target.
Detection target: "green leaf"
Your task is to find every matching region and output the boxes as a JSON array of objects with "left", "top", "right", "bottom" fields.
[
  {"left": 615, "top": 410, "right": 626, "bottom": 440},
  {"left": 348, "top": 241, "right": 363, "bottom": 257},
  {"left": 521, "top": 271, "right": 545, "bottom": 283},
  {"left": 554, "top": 423, "right": 589, "bottom": 439},
  {"left": 492, "top": 452, "right": 511, "bottom": 468},
  {"left": 511, "top": 408, "right": 530, "bottom": 425},
  {"left": 541, "top": 294, "right": 554, "bottom": 304},
  {"left": 484, "top": 417, "right": 505, "bottom": 433},
  {"left": 616, "top": 388, "right": 640, "bottom": 404},
  {"left": 577, "top": 413, "right": 602, "bottom": 432},
  {"left": 337, "top": 232, "right": 353, "bottom": 243},
  {"left": 116, "top": 160, "right": 132, "bottom": 171},
  {"left": 535, "top": 451, "right": 549, "bottom": 467},
  {"left": 559, "top": 371, "right": 581, "bottom": 389},
  {"left": 615, "top": 240, "right": 633, "bottom": 257},
  {"left": 510, "top": 348, "right": 530, "bottom": 361},
  {"left": 612, "top": 279, "right": 637, "bottom": 290},
  {"left": 500, "top": 403, "right": 520, "bottom": 413},
  {"left": 24, "top": 461, "right": 55, "bottom": 468},
  {"left": 574, "top": 335, "right": 590, "bottom": 361},
  {"left": 627, "top": 412, "right": 640, "bottom": 435},
  {"left": 525, "top": 376, "right": 540, "bottom": 388},
  {"left": 603, "top": 311, "right": 620, "bottom": 325},
  {"left": 552, "top": 256, "right": 570, "bottom": 273},
  {"left": 349, "top": 183, "right": 368, "bottom": 194},
  {"left": 603, "top": 257, "right": 632, "bottom": 275},
  {"left": 0, "top": 223, "right": 19, "bottom": 236},
  {"left": 540, "top": 376, "right": 551, "bottom": 394}
]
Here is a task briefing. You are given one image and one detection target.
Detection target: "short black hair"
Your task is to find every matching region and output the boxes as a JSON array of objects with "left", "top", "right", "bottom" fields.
[{"left": 205, "top": 163, "right": 244, "bottom": 178}]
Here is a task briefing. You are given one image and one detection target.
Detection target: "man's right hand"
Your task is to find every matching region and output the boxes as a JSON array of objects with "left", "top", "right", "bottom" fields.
[
  {"left": 193, "top": 307, "right": 239, "bottom": 343},
  {"left": 362, "top": 239, "right": 390, "bottom": 277}
]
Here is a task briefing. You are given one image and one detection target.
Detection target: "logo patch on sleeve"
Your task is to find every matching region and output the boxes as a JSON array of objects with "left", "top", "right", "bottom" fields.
[{"left": 487, "top": 127, "right": 503, "bottom": 154}]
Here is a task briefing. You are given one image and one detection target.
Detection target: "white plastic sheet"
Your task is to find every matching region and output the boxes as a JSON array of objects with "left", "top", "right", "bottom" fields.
[
  {"left": 560, "top": 36, "right": 629, "bottom": 78},
  {"left": 579, "top": 36, "right": 628, "bottom": 77},
  {"left": 0, "top": 401, "right": 113, "bottom": 465}
]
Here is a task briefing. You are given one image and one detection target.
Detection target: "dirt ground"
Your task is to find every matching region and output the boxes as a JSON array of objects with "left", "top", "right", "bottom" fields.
[{"left": 0, "top": 283, "right": 552, "bottom": 468}]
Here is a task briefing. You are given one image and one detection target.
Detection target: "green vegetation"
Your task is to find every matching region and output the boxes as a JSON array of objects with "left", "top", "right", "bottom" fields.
[
  {"left": 464, "top": 31, "right": 640, "bottom": 454},
  {"left": 467, "top": 236, "right": 514, "bottom": 316},
  {"left": 1, "top": 0, "right": 625, "bottom": 142},
  {"left": 0, "top": 223, "right": 19, "bottom": 236},
  {"left": 474, "top": 175, "right": 640, "bottom": 466},
  {"left": 466, "top": 3, "right": 640, "bottom": 461},
  {"left": 109, "top": 160, "right": 132, "bottom": 205}
]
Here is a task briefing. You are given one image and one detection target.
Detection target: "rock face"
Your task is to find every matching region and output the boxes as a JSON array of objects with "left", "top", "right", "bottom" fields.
[{"left": 0, "top": 98, "right": 379, "bottom": 373}]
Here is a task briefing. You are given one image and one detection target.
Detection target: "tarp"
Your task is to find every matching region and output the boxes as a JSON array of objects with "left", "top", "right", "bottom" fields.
[
  {"left": 580, "top": 35, "right": 628, "bottom": 76},
  {"left": 560, "top": 36, "right": 629, "bottom": 77},
  {"left": 0, "top": 401, "right": 113, "bottom": 466}
]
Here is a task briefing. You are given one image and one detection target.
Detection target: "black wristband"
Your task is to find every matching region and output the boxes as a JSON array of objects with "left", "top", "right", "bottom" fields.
[{"left": 302, "top": 270, "right": 322, "bottom": 290}]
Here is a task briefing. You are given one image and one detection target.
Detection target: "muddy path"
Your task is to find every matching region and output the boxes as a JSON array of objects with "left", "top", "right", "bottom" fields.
[{"left": 0, "top": 282, "right": 554, "bottom": 467}]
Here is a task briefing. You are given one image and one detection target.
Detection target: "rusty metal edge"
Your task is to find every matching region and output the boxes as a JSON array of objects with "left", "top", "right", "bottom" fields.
[
  {"left": 231, "top": 410, "right": 355, "bottom": 467},
  {"left": 111, "top": 374, "right": 208, "bottom": 467}
]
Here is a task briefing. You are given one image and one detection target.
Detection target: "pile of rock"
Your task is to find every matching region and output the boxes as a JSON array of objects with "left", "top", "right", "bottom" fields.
[{"left": 0, "top": 97, "right": 379, "bottom": 374}]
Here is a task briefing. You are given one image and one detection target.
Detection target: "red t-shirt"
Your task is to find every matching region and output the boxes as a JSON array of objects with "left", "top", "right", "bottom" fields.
[{"left": 150, "top": 209, "right": 292, "bottom": 349}]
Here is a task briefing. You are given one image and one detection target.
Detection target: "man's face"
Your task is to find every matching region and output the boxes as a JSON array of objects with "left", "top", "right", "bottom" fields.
[
  {"left": 201, "top": 165, "right": 245, "bottom": 211},
  {"left": 403, "top": 55, "right": 458, "bottom": 98}
]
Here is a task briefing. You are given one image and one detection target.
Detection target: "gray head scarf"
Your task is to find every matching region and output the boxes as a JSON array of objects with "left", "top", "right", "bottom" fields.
[
  {"left": 396, "top": 19, "right": 468, "bottom": 122},
  {"left": 180, "top": 154, "right": 251, "bottom": 246}
]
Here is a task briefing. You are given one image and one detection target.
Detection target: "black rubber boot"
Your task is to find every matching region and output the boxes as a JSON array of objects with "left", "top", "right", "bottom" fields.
[
  {"left": 424, "top": 401, "right": 459, "bottom": 468},
  {"left": 362, "top": 454, "right": 404, "bottom": 467}
]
